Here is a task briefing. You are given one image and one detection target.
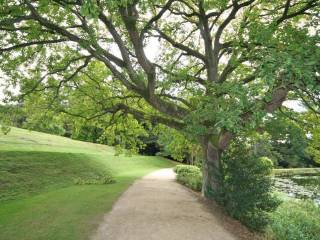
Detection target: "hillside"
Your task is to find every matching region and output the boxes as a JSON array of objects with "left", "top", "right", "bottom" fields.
[{"left": 0, "top": 127, "right": 175, "bottom": 240}]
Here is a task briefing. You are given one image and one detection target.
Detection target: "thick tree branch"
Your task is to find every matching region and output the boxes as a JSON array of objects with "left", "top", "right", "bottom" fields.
[
  {"left": 140, "top": 0, "right": 175, "bottom": 39},
  {"left": 214, "top": 0, "right": 255, "bottom": 53},
  {"left": 60, "top": 103, "right": 185, "bottom": 130},
  {"left": 98, "top": 11, "right": 136, "bottom": 78},
  {"left": 265, "top": 87, "right": 289, "bottom": 113},
  {"left": 25, "top": 1, "right": 125, "bottom": 67},
  {"left": 54, "top": 56, "right": 93, "bottom": 97},
  {"left": 157, "top": 93, "right": 192, "bottom": 108},
  {"left": 155, "top": 63, "right": 206, "bottom": 86},
  {"left": 218, "top": 54, "right": 248, "bottom": 82},
  {"left": 0, "top": 15, "right": 33, "bottom": 26},
  {"left": 199, "top": 0, "right": 216, "bottom": 82},
  {"left": 119, "top": 4, "right": 156, "bottom": 96},
  {"left": 241, "top": 74, "right": 256, "bottom": 84},
  {"left": 118, "top": 3, "right": 190, "bottom": 120},
  {"left": 217, "top": 86, "right": 289, "bottom": 150},
  {"left": 117, "top": 103, "right": 185, "bottom": 129},
  {"left": 276, "top": 0, "right": 319, "bottom": 24},
  {"left": 20, "top": 55, "right": 91, "bottom": 99},
  {"left": 156, "top": 28, "right": 205, "bottom": 61},
  {"left": 0, "top": 39, "right": 67, "bottom": 54}
]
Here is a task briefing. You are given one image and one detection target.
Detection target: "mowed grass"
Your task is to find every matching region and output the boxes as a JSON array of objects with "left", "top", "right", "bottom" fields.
[{"left": 0, "top": 127, "right": 175, "bottom": 240}]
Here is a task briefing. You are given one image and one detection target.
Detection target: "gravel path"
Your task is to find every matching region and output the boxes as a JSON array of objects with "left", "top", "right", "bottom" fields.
[{"left": 92, "top": 168, "right": 240, "bottom": 240}]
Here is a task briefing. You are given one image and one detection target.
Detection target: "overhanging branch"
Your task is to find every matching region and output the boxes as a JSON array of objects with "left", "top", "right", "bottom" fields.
[{"left": 0, "top": 39, "right": 67, "bottom": 54}]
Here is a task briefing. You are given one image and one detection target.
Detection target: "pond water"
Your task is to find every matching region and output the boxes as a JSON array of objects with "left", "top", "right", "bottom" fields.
[{"left": 273, "top": 175, "right": 320, "bottom": 205}]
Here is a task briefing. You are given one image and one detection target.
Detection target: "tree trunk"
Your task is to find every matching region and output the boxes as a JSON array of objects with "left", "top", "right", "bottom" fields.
[{"left": 201, "top": 140, "right": 223, "bottom": 198}]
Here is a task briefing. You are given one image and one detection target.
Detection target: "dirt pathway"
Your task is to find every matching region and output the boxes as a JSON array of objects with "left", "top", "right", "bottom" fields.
[{"left": 92, "top": 168, "right": 243, "bottom": 240}]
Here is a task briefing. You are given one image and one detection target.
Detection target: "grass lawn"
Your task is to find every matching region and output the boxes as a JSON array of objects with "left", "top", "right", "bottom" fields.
[{"left": 0, "top": 127, "right": 175, "bottom": 240}]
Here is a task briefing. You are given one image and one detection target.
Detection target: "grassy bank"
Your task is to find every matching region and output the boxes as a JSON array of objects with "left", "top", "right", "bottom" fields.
[{"left": 0, "top": 127, "right": 175, "bottom": 240}]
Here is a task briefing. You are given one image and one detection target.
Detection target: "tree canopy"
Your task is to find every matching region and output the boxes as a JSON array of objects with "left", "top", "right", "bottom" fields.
[{"left": 1, "top": 0, "right": 319, "bottom": 195}]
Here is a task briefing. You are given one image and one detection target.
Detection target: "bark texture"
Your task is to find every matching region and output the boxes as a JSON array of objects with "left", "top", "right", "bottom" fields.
[{"left": 202, "top": 140, "right": 223, "bottom": 198}]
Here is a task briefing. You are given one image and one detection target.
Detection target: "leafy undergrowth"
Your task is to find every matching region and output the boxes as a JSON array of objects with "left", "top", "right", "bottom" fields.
[
  {"left": 0, "top": 127, "right": 175, "bottom": 240},
  {"left": 266, "top": 200, "right": 320, "bottom": 240}
]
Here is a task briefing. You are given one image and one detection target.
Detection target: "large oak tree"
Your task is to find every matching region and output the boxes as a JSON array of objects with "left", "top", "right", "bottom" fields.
[{"left": 1, "top": 0, "right": 319, "bottom": 196}]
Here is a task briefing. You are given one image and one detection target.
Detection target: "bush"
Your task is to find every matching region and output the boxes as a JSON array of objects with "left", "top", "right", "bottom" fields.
[
  {"left": 174, "top": 164, "right": 199, "bottom": 174},
  {"left": 174, "top": 164, "right": 202, "bottom": 191},
  {"left": 73, "top": 174, "right": 115, "bottom": 185},
  {"left": 1, "top": 125, "right": 11, "bottom": 135},
  {"left": 174, "top": 139, "right": 281, "bottom": 232},
  {"left": 267, "top": 200, "right": 320, "bottom": 240},
  {"left": 221, "top": 143, "right": 281, "bottom": 231}
]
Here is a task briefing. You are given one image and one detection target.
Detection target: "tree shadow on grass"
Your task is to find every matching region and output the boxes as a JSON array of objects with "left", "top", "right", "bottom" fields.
[{"left": 0, "top": 151, "right": 113, "bottom": 201}]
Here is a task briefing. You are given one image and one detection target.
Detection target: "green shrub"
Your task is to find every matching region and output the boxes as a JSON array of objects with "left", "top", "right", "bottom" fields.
[
  {"left": 73, "top": 174, "right": 115, "bottom": 185},
  {"left": 174, "top": 164, "right": 200, "bottom": 174},
  {"left": 267, "top": 200, "right": 320, "bottom": 240},
  {"left": 1, "top": 125, "right": 11, "bottom": 135},
  {"left": 175, "top": 164, "right": 202, "bottom": 191},
  {"left": 221, "top": 143, "right": 281, "bottom": 231}
]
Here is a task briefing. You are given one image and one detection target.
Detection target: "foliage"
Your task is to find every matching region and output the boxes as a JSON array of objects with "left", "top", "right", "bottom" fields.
[
  {"left": 155, "top": 125, "right": 202, "bottom": 164},
  {"left": 0, "top": 0, "right": 318, "bottom": 161},
  {"left": 174, "top": 164, "right": 202, "bottom": 192},
  {"left": 250, "top": 132, "right": 282, "bottom": 166},
  {"left": 1, "top": 125, "right": 10, "bottom": 135},
  {"left": 220, "top": 140, "right": 281, "bottom": 231},
  {"left": 174, "top": 164, "right": 199, "bottom": 174},
  {"left": 19, "top": 94, "right": 65, "bottom": 135},
  {"left": 23, "top": 114, "right": 66, "bottom": 136},
  {"left": 304, "top": 114, "right": 320, "bottom": 164},
  {"left": 0, "top": 102, "right": 68, "bottom": 136},
  {"left": 265, "top": 112, "right": 314, "bottom": 167},
  {"left": 0, "top": 2, "right": 319, "bottom": 229},
  {"left": 98, "top": 115, "right": 149, "bottom": 155},
  {"left": 0, "top": 104, "right": 18, "bottom": 135},
  {"left": 0, "top": 104, "right": 26, "bottom": 128},
  {"left": 266, "top": 200, "right": 320, "bottom": 240}
]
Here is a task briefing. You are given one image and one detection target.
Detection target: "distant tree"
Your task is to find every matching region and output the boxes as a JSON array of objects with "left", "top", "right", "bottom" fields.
[
  {"left": 303, "top": 113, "right": 320, "bottom": 164},
  {"left": 0, "top": 104, "right": 26, "bottom": 128},
  {"left": 1, "top": 0, "right": 319, "bottom": 197},
  {"left": 155, "top": 125, "right": 202, "bottom": 165},
  {"left": 265, "top": 112, "right": 314, "bottom": 167}
]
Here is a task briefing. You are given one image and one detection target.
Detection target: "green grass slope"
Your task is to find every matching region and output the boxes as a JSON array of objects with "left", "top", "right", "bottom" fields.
[{"left": 0, "top": 127, "right": 175, "bottom": 240}]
